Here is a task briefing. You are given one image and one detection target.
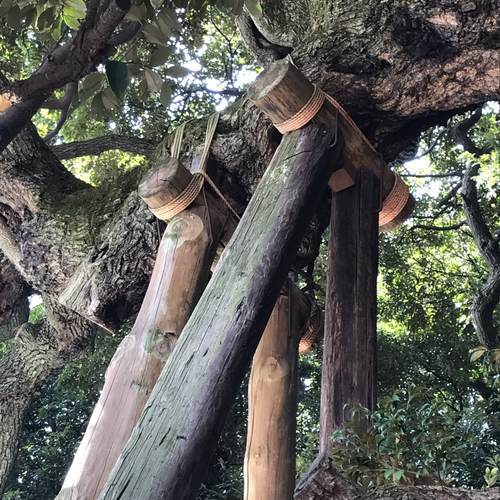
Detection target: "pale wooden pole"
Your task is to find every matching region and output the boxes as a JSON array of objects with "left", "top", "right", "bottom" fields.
[
  {"left": 57, "top": 158, "right": 232, "bottom": 500},
  {"left": 244, "top": 285, "right": 309, "bottom": 500}
]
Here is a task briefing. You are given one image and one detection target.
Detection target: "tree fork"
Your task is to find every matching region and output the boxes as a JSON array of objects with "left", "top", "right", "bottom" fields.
[
  {"left": 57, "top": 158, "right": 230, "bottom": 500},
  {"left": 99, "top": 121, "right": 341, "bottom": 499}
]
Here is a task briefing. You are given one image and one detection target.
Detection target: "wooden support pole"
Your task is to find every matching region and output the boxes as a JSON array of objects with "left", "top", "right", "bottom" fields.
[
  {"left": 57, "top": 158, "right": 229, "bottom": 500},
  {"left": 244, "top": 284, "right": 307, "bottom": 500},
  {"left": 319, "top": 168, "right": 380, "bottom": 455},
  {"left": 99, "top": 123, "right": 341, "bottom": 500},
  {"left": 248, "top": 60, "right": 415, "bottom": 231}
]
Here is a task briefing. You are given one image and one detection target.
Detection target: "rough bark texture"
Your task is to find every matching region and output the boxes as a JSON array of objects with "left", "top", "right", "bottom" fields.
[
  {"left": 0, "top": 298, "right": 95, "bottom": 495},
  {"left": 320, "top": 169, "right": 380, "bottom": 453},
  {"left": 294, "top": 457, "right": 500, "bottom": 500},
  {"left": 461, "top": 166, "right": 499, "bottom": 349},
  {"left": 99, "top": 125, "right": 341, "bottom": 500},
  {"left": 244, "top": 288, "right": 300, "bottom": 500}
]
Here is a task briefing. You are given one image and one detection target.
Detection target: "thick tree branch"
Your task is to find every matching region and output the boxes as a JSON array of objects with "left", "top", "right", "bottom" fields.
[
  {"left": 461, "top": 164, "right": 500, "bottom": 349},
  {"left": 50, "top": 134, "right": 158, "bottom": 160},
  {"left": 0, "top": 0, "right": 132, "bottom": 152}
]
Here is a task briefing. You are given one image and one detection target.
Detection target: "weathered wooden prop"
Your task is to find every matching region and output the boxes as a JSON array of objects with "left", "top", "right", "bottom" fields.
[
  {"left": 248, "top": 60, "right": 414, "bottom": 232},
  {"left": 245, "top": 60, "right": 414, "bottom": 489},
  {"left": 320, "top": 168, "right": 380, "bottom": 452},
  {"left": 99, "top": 121, "right": 341, "bottom": 499},
  {"left": 244, "top": 284, "right": 310, "bottom": 500},
  {"left": 57, "top": 149, "right": 234, "bottom": 498}
]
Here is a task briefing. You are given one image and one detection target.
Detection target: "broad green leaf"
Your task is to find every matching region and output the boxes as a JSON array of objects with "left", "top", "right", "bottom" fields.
[
  {"left": 150, "top": 46, "right": 172, "bottom": 66},
  {"left": 36, "top": 7, "right": 56, "bottom": 31},
  {"left": 143, "top": 22, "right": 166, "bottom": 45},
  {"left": 101, "top": 87, "right": 120, "bottom": 110},
  {"left": 158, "top": 8, "right": 181, "bottom": 35},
  {"left": 90, "top": 93, "right": 106, "bottom": 119},
  {"left": 165, "top": 65, "right": 190, "bottom": 79},
  {"left": 125, "top": 4, "right": 147, "bottom": 22},
  {"left": 79, "top": 73, "right": 105, "bottom": 101},
  {"left": 105, "top": 60, "right": 129, "bottom": 99},
  {"left": 159, "top": 82, "right": 172, "bottom": 106},
  {"left": 150, "top": 0, "right": 164, "bottom": 9},
  {"left": 144, "top": 68, "right": 163, "bottom": 93},
  {"left": 64, "top": 0, "right": 86, "bottom": 13},
  {"left": 6, "top": 6, "right": 22, "bottom": 28}
]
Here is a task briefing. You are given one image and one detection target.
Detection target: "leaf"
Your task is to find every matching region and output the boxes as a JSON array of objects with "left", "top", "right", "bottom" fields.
[
  {"left": 125, "top": 4, "right": 147, "bottom": 22},
  {"left": 36, "top": 6, "right": 56, "bottom": 31},
  {"left": 6, "top": 6, "right": 22, "bottom": 28},
  {"left": 159, "top": 82, "right": 172, "bottom": 106},
  {"left": 150, "top": 0, "right": 164, "bottom": 9},
  {"left": 144, "top": 68, "right": 163, "bottom": 93},
  {"left": 105, "top": 60, "right": 129, "bottom": 99},
  {"left": 143, "top": 22, "right": 166, "bottom": 45},
  {"left": 63, "top": 10, "right": 82, "bottom": 30},
  {"left": 64, "top": 0, "right": 86, "bottom": 13},
  {"left": 79, "top": 73, "right": 105, "bottom": 102},
  {"left": 393, "top": 469, "right": 405, "bottom": 482},
  {"left": 158, "top": 8, "right": 181, "bottom": 35},
  {"left": 90, "top": 93, "right": 106, "bottom": 119},
  {"left": 470, "top": 346, "right": 487, "bottom": 362},
  {"left": 165, "top": 65, "right": 190, "bottom": 79},
  {"left": 245, "top": 0, "right": 262, "bottom": 18},
  {"left": 101, "top": 87, "right": 120, "bottom": 111},
  {"left": 150, "top": 46, "right": 173, "bottom": 67}
]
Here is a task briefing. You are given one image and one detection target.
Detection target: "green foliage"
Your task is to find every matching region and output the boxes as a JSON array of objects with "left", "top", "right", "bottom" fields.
[
  {"left": 329, "top": 388, "right": 497, "bottom": 490},
  {"left": 3, "top": 329, "right": 124, "bottom": 499},
  {"left": 28, "top": 303, "right": 46, "bottom": 324}
]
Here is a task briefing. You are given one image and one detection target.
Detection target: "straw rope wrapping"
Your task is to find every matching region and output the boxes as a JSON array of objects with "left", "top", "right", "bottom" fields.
[
  {"left": 273, "top": 84, "right": 410, "bottom": 225},
  {"left": 378, "top": 173, "right": 410, "bottom": 226},
  {"left": 150, "top": 113, "right": 240, "bottom": 222}
]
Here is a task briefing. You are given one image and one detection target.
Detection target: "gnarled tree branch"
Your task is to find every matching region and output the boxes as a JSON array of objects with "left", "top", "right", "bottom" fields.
[{"left": 50, "top": 134, "right": 158, "bottom": 160}]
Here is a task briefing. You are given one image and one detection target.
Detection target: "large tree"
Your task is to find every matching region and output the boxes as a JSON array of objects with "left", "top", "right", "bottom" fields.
[{"left": 0, "top": 0, "right": 498, "bottom": 497}]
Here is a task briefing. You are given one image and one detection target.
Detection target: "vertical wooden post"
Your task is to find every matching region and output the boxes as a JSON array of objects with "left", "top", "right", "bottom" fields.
[
  {"left": 58, "top": 159, "right": 230, "bottom": 500},
  {"left": 319, "top": 168, "right": 380, "bottom": 455},
  {"left": 244, "top": 287, "right": 301, "bottom": 500}
]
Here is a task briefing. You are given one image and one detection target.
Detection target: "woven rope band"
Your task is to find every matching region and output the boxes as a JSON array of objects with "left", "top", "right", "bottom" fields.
[
  {"left": 149, "top": 113, "right": 240, "bottom": 222},
  {"left": 274, "top": 86, "right": 325, "bottom": 134},
  {"left": 379, "top": 174, "right": 410, "bottom": 226},
  {"left": 272, "top": 85, "right": 378, "bottom": 155}
]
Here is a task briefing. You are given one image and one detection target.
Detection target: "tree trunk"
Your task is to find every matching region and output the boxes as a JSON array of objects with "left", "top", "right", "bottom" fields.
[
  {"left": 319, "top": 168, "right": 380, "bottom": 453},
  {"left": 244, "top": 286, "right": 302, "bottom": 500},
  {"left": 0, "top": 299, "right": 95, "bottom": 496},
  {"left": 58, "top": 159, "right": 231, "bottom": 500},
  {"left": 99, "top": 123, "right": 341, "bottom": 500}
]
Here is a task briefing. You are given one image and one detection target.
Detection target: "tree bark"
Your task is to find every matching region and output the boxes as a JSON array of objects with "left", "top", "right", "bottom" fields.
[
  {"left": 0, "top": 298, "right": 95, "bottom": 496},
  {"left": 99, "top": 123, "right": 341, "bottom": 500},
  {"left": 319, "top": 168, "right": 380, "bottom": 453},
  {"left": 244, "top": 286, "right": 301, "bottom": 500}
]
